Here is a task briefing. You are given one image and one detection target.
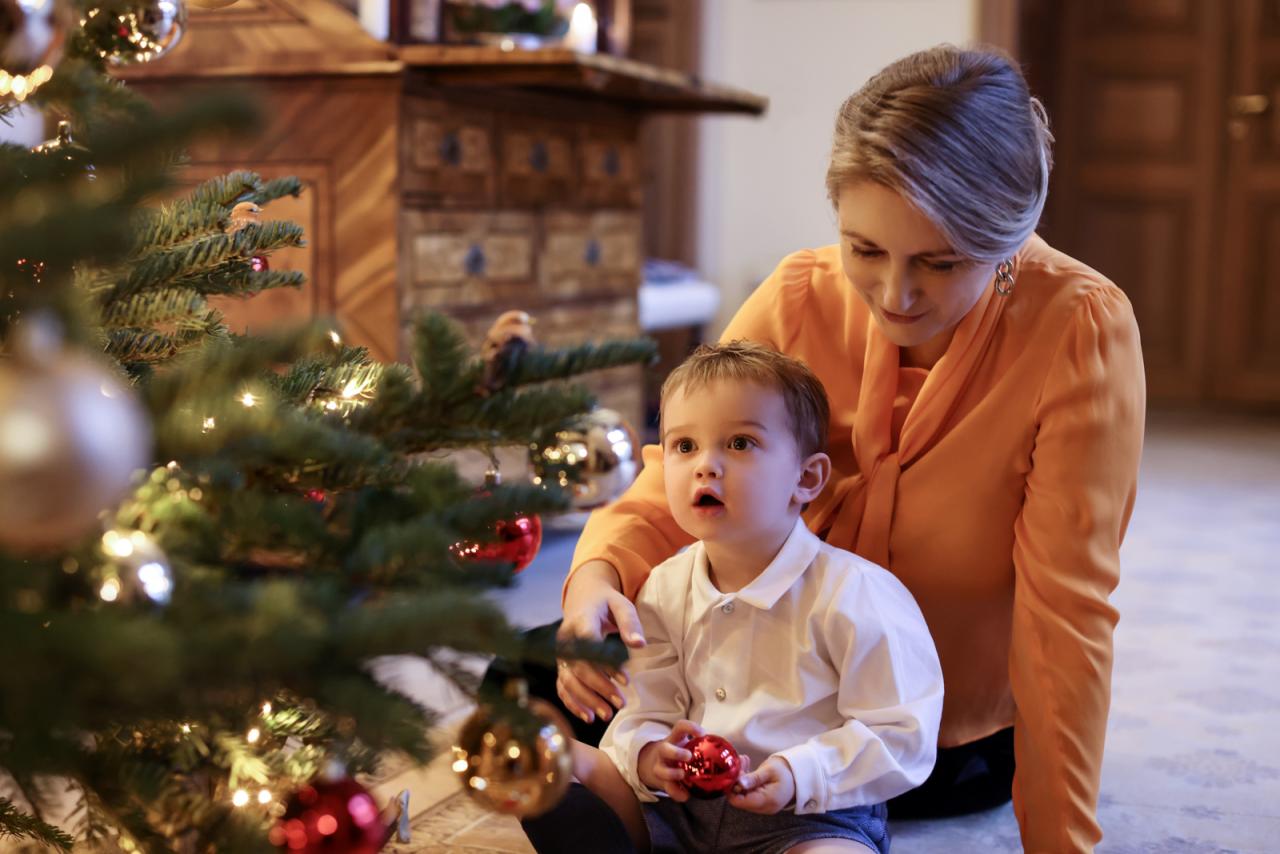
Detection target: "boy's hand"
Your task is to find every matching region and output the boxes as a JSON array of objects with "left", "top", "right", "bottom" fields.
[
  {"left": 637, "top": 719, "right": 704, "bottom": 802},
  {"left": 728, "top": 755, "right": 796, "bottom": 815}
]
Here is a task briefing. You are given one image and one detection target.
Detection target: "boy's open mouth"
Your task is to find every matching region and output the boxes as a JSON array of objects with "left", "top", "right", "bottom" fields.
[{"left": 694, "top": 492, "right": 724, "bottom": 507}]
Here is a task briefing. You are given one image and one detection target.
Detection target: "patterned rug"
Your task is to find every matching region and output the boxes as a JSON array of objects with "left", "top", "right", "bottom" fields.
[{"left": 380, "top": 413, "right": 1280, "bottom": 853}]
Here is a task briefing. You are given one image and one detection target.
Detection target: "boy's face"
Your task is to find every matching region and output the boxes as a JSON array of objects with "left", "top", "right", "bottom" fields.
[{"left": 661, "top": 379, "right": 820, "bottom": 548}]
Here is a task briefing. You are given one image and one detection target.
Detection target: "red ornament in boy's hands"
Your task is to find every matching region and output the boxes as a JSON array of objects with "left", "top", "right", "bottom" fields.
[{"left": 680, "top": 734, "right": 742, "bottom": 798}]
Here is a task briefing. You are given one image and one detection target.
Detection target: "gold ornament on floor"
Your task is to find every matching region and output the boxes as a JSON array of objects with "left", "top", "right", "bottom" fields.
[
  {"left": 452, "top": 678, "right": 572, "bottom": 818},
  {"left": 80, "top": 0, "right": 186, "bottom": 65},
  {"left": 479, "top": 309, "right": 535, "bottom": 395},
  {"left": 186, "top": 0, "right": 239, "bottom": 9},
  {"left": 1, "top": 0, "right": 70, "bottom": 101},
  {"left": 529, "top": 407, "right": 639, "bottom": 509},
  {"left": 0, "top": 314, "right": 152, "bottom": 553}
]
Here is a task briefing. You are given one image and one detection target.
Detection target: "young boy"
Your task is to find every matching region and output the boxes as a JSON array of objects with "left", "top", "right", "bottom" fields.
[{"left": 570, "top": 341, "right": 944, "bottom": 853}]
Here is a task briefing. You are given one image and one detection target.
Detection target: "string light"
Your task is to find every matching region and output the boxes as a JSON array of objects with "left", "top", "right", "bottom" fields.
[
  {"left": 340, "top": 379, "right": 365, "bottom": 399},
  {"left": 232, "top": 789, "right": 250, "bottom": 807},
  {"left": 246, "top": 727, "right": 260, "bottom": 744},
  {"left": 181, "top": 723, "right": 191, "bottom": 734},
  {"left": 328, "top": 330, "right": 341, "bottom": 345},
  {"left": 202, "top": 417, "right": 216, "bottom": 433},
  {"left": 102, "top": 530, "right": 134, "bottom": 558},
  {"left": 262, "top": 701, "right": 272, "bottom": 715},
  {"left": 240, "top": 392, "right": 257, "bottom": 408},
  {"left": 99, "top": 578, "right": 121, "bottom": 602}
]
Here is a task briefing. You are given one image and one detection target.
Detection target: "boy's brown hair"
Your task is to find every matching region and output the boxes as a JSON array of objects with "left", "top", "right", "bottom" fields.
[{"left": 659, "top": 340, "right": 830, "bottom": 458}]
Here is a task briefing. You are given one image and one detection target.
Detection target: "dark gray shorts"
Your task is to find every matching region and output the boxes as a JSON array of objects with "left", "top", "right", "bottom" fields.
[{"left": 642, "top": 797, "right": 889, "bottom": 854}]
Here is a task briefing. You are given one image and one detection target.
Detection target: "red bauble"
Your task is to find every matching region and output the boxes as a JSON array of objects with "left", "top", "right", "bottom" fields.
[
  {"left": 304, "top": 488, "right": 326, "bottom": 504},
  {"left": 680, "top": 734, "right": 742, "bottom": 799},
  {"left": 454, "top": 512, "right": 542, "bottom": 573},
  {"left": 269, "top": 776, "right": 386, "bottom": 853},
  {"left": 251, "top": 255, "right": 269, "bottom": 272}
]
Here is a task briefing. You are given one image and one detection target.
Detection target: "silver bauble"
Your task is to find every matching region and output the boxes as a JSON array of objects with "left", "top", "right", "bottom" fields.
[
  {"left": 529, "top": 407, "right": 639, "bottom": 509},
  {"left": 0, "top": 317, "right": 152, "bottom": 553},
  {"left": 82, "top": 0, "right": 186, "bottom": 65},
  {"left": 0, "top": 0, "right": 71, "bottom": 101},
  {"left": 452, "top": 680, "right": 572, "bottom": 818}
]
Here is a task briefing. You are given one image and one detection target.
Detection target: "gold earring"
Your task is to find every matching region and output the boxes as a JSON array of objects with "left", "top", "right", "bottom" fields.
[{"left": 994, "top": 259, "right": 1015, "bottom": 296}]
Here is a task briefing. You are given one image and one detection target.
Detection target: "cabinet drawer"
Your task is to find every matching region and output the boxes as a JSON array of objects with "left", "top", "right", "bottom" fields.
[
  {"left": 402, "top": 210, "right": 536, "bottom": 310},
  {"left": 402, "top": 98, "right": 497, "bottom": 207},
  {"left": 542, "top": 211, "right": 642, "bottom": 298},
  {"left": 578, "top": 128, "right": 642, "bottom": 208},
  {"left": 499, "top": 116, "right": 578, "bottom": 208}
]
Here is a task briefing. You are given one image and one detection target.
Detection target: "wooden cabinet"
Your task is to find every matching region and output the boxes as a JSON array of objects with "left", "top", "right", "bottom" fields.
[{"left": 119, "top": 0, "right": 764, "bottom": 430}]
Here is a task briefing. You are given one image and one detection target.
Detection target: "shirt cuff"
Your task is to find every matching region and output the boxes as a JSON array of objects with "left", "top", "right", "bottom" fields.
[
  {"left": 774, "top": 744, "right": 827, "bottom": 814},
  {"left": 618, "top": 721, "right": 673, "bottom": 803}
]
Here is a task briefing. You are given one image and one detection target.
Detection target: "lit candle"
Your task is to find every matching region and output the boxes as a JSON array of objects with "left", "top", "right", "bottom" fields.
[{"left": 565, "top": 2, "right": 597, "bottom": 55}]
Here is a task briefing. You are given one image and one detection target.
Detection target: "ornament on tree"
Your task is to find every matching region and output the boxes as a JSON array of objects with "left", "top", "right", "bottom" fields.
[
  {"left": 250, "top": 254, "right": 269, "bottom": 272},
  {"left": 32, "top": 121, "right": 96, "bottom": 183},
  {"left": 529, "top": 407, "right": 639, "bottom": 509},
  {"left": 0, "top": 314, "right": 152, "bottom": 553},
  {"left": 0, "top": 0, "right": 70, "bottom": 102},
  {"left": 81, "top": 0, "right": 186, "bottom": 65},
  {"left": 269, "top": 767, "right": 407, "bottom": 854},
  {"left": 452, "top": 678, "right": 572, "bottom": 818},
  {"left": 680, "top": 734, "right": 742, "bottom": 799},
  {"left": 303, "top": 488, "right": 326, "bottom": 504},
  {"left": 99, "top": 529, "right": 173, "bottom": 606},
  {"left": 225, "top": 200, "right": 261, "bottom": 235},
  {"left": 451, "top": 469, "right": 542, "bottom": 573},
  {"left": 479, "top": 309, "right": 535, "bottom": 395}
]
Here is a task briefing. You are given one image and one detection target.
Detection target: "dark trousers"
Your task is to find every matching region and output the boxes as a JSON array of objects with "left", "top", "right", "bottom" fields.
[{"left": 485, "top": 625, "right": 1015, "bottom": 853}]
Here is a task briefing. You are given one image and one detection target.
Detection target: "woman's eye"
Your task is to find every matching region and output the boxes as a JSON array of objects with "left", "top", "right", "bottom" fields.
[
  {"left": 923, "top": 259, "right": 960, "bottom": 273},
  {"left": 729, "top": 436, "right": 754, "bottom": 451},
  {"left": 849, "top": 245, "right": 882, "bottom": 259}
]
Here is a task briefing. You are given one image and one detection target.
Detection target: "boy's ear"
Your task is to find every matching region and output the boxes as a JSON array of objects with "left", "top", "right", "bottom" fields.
[{"left": 794, "top": 451, "right": 831, "bottom": 505}]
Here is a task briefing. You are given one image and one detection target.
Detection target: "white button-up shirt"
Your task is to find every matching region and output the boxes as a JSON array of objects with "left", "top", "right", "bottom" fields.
[{"left": 599, "top": 517, "right": 944, "bottom": 814}]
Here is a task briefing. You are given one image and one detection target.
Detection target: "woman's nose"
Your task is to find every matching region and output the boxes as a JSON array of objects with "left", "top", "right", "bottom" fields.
[{"left": 880, "top": 266, "right": 919, "bottom": 312}]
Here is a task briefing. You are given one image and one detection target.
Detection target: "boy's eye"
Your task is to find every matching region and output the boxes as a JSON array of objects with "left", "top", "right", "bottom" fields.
[
  {"left": 675, "top": 439, "right": 694, "bottom": 453},
  {"left": 729, "top": 436, "right": 754, "bottom": 451}
]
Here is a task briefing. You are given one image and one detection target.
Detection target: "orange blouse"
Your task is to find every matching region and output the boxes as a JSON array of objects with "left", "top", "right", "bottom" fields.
[{"left": 567, "top": 236, "right": 1146, "bottom": 852}]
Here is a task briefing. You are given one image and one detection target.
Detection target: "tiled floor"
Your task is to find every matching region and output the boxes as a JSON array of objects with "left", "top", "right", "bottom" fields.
[{"left": 373, "top": 411, "right": 1280, "bottom": 853}]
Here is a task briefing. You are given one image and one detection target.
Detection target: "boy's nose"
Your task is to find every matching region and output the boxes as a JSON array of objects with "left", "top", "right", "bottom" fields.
[{"left": 694, "top": 453, "right": 722, "bottom": 478}]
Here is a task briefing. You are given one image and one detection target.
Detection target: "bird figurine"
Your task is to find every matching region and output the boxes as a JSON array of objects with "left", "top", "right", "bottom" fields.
[
  {"left": 225, "top": 201, "right": 262, "bottom": 235},
  {"left": 479, "top": 309, "right": 536, "bottom": 395}
]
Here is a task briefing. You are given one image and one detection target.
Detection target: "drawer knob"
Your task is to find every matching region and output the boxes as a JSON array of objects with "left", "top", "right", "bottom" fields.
[
  {"left": 584, "top": 239, "right": 601, "bottom": 267},
  {"left": 530, "top": 140, "right": 549, "bottom": 174},
  {"left": 440, "top": 132, "right": 462, "bottom": 166},
  {"left": 464, "top": 244, "right": 486, "bottom": 277},
  {"left": 603, "top": 147, "right": 620, "bottom": 177}
]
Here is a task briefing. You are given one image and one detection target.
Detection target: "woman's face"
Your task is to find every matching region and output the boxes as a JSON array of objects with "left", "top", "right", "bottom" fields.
[{"left": 836, "top": 180, "right": 996, "bottom": 368}]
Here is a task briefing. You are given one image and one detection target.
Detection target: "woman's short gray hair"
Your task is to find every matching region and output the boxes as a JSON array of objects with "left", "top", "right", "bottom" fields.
[{"left": 826, "top": 45, "right": 1054, "bottom": 264}]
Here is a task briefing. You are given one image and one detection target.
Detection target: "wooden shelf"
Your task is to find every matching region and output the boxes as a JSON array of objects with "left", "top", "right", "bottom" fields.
[{"left": 397, "top": 45, "right": 768, "bottom": 115}]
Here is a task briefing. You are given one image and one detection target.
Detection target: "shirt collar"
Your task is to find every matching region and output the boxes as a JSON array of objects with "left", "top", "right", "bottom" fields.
[{"left": 689, "top": 517, "right": 822, "bottom": 617}]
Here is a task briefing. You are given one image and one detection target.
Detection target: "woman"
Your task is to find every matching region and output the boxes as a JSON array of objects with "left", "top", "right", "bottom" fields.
[{"left": 523, "top": 44, "right": 1145, "bottom": 853}]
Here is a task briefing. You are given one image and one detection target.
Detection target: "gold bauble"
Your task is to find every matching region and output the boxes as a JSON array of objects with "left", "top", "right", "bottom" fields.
[
  {"left": 529, "top": 407, "right": 639, "bottom": 509},
  {"left": 80, "top": 0, "right": 186, "bottom": 65},
  {"left": 452, "top": 681, "right": 572, "bottom": 818},
  {"left": 0, "top": 316, "right": 152, "bottom": 553}
]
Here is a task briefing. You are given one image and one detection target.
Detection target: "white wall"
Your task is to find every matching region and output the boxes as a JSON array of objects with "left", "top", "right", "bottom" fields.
[{"left": 696, "top": 0, "right": 977, "bottom": 334}]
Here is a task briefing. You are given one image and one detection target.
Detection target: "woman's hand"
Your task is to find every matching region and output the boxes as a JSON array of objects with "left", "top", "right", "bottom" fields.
[
  {"left": 557, "top": 559, "right": 647, "bottom": 724},
  {"left": 728, "top": 755, "right": 796, "bottom": 815},
  {"left": 637, "top": 720, "right": 704, "bottom": 802}
]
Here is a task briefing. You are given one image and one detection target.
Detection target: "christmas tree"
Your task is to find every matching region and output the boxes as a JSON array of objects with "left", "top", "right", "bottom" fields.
[{"left": 1, "top": 1, "right": 651, "bottom": 849}]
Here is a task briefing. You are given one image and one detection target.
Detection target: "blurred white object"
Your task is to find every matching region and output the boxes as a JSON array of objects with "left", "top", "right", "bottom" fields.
[
  {"left": 358, "top": 0, "right": 388, "bottom": 39},
  {"left": 0, "top": 102, "right": 45, "bottom": 146},
  {"left": 639, "top": 259, "right": 720, "bottom": 331},
  {"left": 563, "top": 1, "right": 596, "bottom": 54}
]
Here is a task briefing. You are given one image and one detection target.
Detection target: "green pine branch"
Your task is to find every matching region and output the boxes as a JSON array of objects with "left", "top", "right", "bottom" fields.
[{"left": 0, "top": 797, "right": 74, "bottom": 852}]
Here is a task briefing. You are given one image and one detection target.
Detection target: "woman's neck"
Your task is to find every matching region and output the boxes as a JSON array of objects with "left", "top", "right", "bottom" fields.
[{"left": 901, "top": 326, "right": 955, "bottom": 369}]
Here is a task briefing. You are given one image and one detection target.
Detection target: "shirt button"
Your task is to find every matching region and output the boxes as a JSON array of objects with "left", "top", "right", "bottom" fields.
[
  {"left": 714, "top": 687, "right": 727, "bottom": 701},
  {"left": 804, "top": 798, "right": 817, "bottom": 810},
  {"left": 721, "top": 602, "right": 735, "bottom": 614}
]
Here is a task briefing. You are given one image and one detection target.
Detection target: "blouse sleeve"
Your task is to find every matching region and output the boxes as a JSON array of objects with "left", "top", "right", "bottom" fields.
[
  {"left": 1009, "top": 286, "right": 1146, "bottom": 852},
  {"left": 563, "top": 250, "right": 817, "bottom": 603}
]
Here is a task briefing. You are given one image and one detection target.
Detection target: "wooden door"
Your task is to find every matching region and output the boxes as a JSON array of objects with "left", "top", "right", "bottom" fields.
[
  {"left": 1217, "top": 0, "right": 1280, "bottom": 401},
  {"left": 1021, "top": 0, "right": 1226, "bottom": 404}
]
